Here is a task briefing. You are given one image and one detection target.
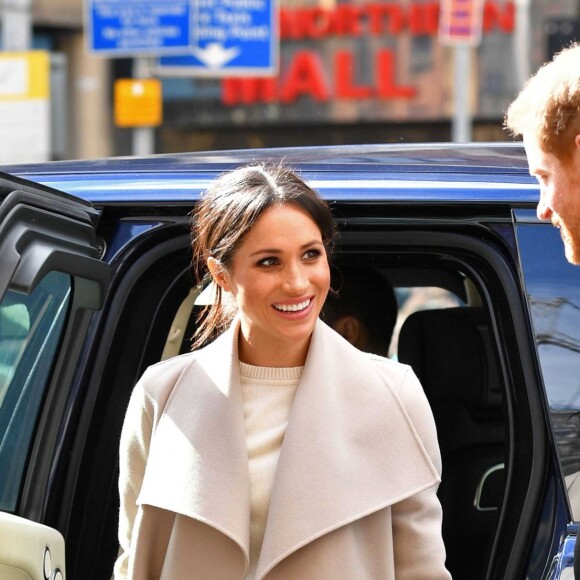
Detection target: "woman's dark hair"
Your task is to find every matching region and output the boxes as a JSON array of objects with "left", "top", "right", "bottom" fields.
[
  {"left": 190, "top": 163, "right": 337, "bottom": 349},
  {"left": 322, "top": 266, "right": 398, "bottom": 355}
]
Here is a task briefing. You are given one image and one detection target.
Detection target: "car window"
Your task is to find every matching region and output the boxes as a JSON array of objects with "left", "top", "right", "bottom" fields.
[
  {"left": 0, "top": 271, "right": 71, "bottom": 511},
  {"left": 516, "top": 223, "right": 580, "bottom": 520},
  {"left": 390, "top": 286, "right": 464, "bottom": 357}
]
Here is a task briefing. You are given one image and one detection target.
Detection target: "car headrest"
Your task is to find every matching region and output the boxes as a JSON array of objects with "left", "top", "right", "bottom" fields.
[{"left": 398, "top": 307, "right": 502, "bottom": 410}]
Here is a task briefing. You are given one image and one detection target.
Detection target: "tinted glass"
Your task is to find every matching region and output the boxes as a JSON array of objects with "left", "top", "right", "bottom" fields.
[
  {"left": 0, "top": 271, "right": 71, "bottom": 511},
  {"left": 516, "top": 223, "right": 580, "bottom": 520},
  {"left": 391, "top": 286, "right": 464, "bottom": 357}
]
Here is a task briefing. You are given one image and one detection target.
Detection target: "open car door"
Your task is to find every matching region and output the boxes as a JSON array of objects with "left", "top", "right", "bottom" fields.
[{"left": 0, "top": 173, "right": 109, "bottom": 580}]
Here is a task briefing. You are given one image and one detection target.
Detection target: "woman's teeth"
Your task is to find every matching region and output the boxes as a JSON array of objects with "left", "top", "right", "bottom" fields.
[{"left": 273, "top": 299, "right": 311, "bottom": 312}]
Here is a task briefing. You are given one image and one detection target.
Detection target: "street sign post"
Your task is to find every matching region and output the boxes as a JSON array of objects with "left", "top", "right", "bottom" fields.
[
  {"left": 85, "top": 0, "right": 278, "bottom": 157},
  {"left": 87, "top": 0, "right": 192, "bottom": 55},
  {"left": 438, "top": 0, "right": 485, "bottom": 143},
  {"left": 439, "top": 0, "right": 485, "bottom": 46},
  {"left": 157, "top": 0, "right": 277, "bottom": 77}
]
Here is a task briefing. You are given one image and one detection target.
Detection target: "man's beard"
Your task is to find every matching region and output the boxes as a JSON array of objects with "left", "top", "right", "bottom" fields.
[{"left": 560, "top": 224, "right": 580, "bottom": 264}]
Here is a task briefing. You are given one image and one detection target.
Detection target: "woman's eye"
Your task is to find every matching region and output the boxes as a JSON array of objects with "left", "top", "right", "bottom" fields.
[
  {"left": 303, "top": 248, "right": 322, "bottom": 260},
  {"left": 257, "top": 257, "right": 279, "bottom": 267}
]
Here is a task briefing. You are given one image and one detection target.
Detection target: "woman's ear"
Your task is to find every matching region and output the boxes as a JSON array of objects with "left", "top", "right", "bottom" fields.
[{"left": 207, "top": 257, "right": 231, "bottom": 292}]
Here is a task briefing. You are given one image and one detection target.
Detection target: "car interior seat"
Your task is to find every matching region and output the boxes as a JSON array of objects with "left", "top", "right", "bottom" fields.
[{"left": 398, "top": 306, "right": 506, "bottom": 580}]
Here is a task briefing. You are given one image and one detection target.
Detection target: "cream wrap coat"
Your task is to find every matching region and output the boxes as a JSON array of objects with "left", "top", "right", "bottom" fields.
[{"left": 115, "top": 319, "right": 451, "bottom": 580}]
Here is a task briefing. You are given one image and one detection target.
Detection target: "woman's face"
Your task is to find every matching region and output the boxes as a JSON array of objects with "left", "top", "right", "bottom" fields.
[{"left": 211, "top": 203, "right": 331, "bottom": 367}]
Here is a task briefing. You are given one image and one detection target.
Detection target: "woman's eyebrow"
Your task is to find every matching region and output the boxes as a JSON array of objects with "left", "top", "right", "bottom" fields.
[{"left": 249, "top": 240, "right": 323, "bottom": 257}]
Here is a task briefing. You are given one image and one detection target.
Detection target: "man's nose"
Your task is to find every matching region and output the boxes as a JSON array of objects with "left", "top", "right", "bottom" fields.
[{"left": 536, "top": 192, "right": 553, "bottom": 221}]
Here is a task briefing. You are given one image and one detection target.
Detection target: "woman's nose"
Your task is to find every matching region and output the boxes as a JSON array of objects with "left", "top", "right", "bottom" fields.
[{"left": 282, "top": 265, "right": 309, "bottom": 293}]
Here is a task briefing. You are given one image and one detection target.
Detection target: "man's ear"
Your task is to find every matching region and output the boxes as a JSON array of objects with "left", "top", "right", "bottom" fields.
[
  {"left": 332, "top": 315, "right": 361, "bottom": 346},
  {"left": 207, "top": 257, "right": 231, "bottom": 292},
  {"left": 575, "top": 134, "right": 580, "bottom": 149}
]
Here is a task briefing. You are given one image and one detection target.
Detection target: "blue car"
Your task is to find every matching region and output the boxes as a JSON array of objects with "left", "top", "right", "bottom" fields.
[{"left": 0, "top": 143, "right": 578, "bottom": 579}]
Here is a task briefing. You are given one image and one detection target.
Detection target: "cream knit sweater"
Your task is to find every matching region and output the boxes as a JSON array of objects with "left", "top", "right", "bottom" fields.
[{"left": 239, "top": 362, "right": 302, "bottom": 580}]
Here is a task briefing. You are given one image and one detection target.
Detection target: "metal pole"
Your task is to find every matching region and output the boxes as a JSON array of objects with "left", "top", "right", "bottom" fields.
[
  {"left": 452, "top": 45, "right": 472, "bottom": 143},
  {"left": 514, "top": 0, "right": 531, "bottom": 88},
  {"left": 132, "top": 57, "right": 155, "bottom": 156},
  {"left": 1, "top": 0, "right": 31, "bottom": 50}
]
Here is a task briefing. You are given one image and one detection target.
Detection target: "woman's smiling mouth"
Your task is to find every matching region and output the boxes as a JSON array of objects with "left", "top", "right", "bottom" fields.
[{"left": 272, "top": 298, "right": 312, "bottom": 312}]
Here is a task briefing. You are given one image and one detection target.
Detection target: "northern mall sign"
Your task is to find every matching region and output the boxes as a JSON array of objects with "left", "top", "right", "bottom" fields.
[
  {"left": 223, "top": 50, "right": 417, "bottom": 105},
  {"left": 220, "top": 0, "right": 514, "bottom": 106},
  {"left": 277, "top": 0, "right": 512, "bottom": 39}
]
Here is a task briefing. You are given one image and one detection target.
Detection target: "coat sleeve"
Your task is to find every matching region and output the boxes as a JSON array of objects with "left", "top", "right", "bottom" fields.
[
  {"left": 391, "top": 366, "right": 452, "bottom": 579},
  {"left": 113, "top": 379, "right": 153, "bottom": 580}
]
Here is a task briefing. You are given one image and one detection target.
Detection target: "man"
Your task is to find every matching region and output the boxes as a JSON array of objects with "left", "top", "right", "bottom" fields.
[
  {"left": 505, "top": 43, "right": 580, "bottom": 577},
  {"left": 322, "top": 265, "right": 398, "bottom": 357},
  {"left": 505, "top": 43, "right": 580, "bottom": 264}
]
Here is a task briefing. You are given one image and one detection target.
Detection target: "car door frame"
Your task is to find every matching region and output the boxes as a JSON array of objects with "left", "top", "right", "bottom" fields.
[
  {"left": 0, "top": 173, "right": 109, "bottom": 579},
  {"left": 335, "top": 218, "right": 552, "bottom": 580}
]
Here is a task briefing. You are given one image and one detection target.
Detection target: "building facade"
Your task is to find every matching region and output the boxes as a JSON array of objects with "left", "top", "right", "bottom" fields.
[{"left": 12, "top": 0, "right": 580, "bottom": 158}]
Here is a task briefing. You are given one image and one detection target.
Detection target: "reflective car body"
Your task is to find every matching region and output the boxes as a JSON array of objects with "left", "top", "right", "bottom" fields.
[{"left": 0, "top": 143, "right": 577, "bottom": 579}]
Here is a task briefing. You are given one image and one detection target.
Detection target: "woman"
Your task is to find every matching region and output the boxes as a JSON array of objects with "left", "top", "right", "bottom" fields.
[{"left": 114, "top": 164, "right": 451, "bottom": 579}]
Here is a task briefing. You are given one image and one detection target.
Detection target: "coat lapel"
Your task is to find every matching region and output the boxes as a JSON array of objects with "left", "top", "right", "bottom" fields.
[
  {"left": 137, "top": 322, "right": 251, "bottom": 570},
  {"left": 134, "top": 318, "right": 439, "bottom": 579},
  {"left": 256, "top": 320, "right": 440, "bottom": 578}
]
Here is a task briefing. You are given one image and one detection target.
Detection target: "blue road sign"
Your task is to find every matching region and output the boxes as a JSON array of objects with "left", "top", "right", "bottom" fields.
[
  {"left": 157, "top": 0, "right": 278, "bottom": 77},
  {"left": 88, "top": 0, "right": 192, "bottom": 56}
]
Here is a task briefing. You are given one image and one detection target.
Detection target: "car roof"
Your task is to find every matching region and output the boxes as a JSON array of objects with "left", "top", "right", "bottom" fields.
[{"left": 0, "top": 142, "right": 539, "bottom": 205}]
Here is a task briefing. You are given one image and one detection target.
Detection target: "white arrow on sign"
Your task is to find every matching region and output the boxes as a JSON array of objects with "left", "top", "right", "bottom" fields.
[{"left": 191, "top": 43, "right": 241, "bottom": 69}]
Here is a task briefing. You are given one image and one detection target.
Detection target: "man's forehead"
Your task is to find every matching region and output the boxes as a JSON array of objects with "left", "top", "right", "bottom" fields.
[{"left": 523, "top": 135, "right": 549, "bottom": 174}]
